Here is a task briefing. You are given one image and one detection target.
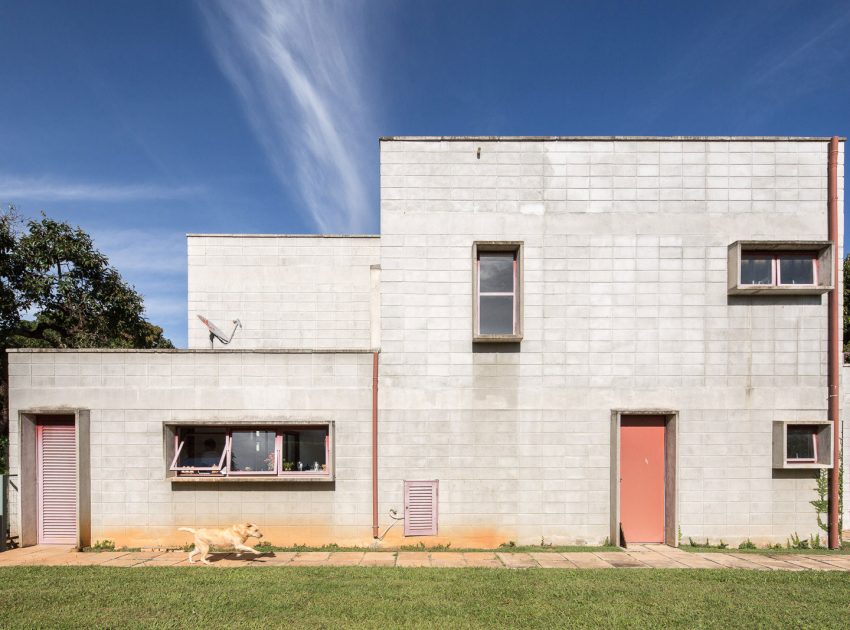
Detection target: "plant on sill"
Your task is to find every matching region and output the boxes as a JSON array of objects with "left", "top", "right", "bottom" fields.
[
  {"left": 282, "top": 461, "right": 294, "bottom": 472},
  {"left": 264, "top": 452, "right": 275, "bottom": 472}
]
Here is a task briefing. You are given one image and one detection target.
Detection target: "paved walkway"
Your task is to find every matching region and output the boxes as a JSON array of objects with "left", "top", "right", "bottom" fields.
[{"left": 2, "top": 544, "right": 850, "bottom": 570}]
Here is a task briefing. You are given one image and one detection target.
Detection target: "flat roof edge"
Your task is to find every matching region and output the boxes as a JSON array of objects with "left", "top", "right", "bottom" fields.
[
  {"left": 380, "top": 135, "right": 846, "bottom": 142},
  {"left": 186, "top": 234, "right": 380, "bottom": 239},
  {"left": 7, "top": 348, "right": 379, "bottom": 354}
]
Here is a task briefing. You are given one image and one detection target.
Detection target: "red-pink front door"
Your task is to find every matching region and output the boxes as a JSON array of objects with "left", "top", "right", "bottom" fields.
[
  {"left": 620, "top": 416, "right": 665, "bottom": 544},
  {"left": 37, "top": 418, "right": 77, "bottom": 544}
]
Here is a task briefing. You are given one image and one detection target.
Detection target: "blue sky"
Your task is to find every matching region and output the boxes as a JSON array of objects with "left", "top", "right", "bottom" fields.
[{"left": 1, "top": 0, "right": 848, "bottom": 347}]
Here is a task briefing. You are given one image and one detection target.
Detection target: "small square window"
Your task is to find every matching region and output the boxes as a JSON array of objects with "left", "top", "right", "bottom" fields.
[
  {"left": 786, "top": 425, "right": 817, "bottom": 463},
  {"left": 473, "top": 242, "right": 522, "bottom": 342}
]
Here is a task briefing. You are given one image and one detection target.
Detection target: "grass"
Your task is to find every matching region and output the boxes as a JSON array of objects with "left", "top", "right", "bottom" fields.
[
  {"left": 0, "top": 567, "right": 848, "bottom": 628},
  {"left": 684, "top": 545, "right": 850, "bottom": 555},
  {"left": 251, "top": 543, "right": 622, "bottom": 554}
]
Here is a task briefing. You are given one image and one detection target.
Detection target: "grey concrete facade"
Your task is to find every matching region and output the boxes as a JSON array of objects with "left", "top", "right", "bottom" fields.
[
  {"left": 188, "top": 235, "right": 379, "bottom": 350},
  {"left": 6, "top": 136, "right": 848, "bottom": 549}
]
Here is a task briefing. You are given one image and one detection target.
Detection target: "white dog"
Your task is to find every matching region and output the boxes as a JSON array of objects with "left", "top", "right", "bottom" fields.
[{"left": 178, "top": 523, "right": 264, "bottom": 565}]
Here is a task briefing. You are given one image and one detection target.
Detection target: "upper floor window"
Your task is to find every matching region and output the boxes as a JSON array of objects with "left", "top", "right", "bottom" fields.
[
  {"left": 741, "top": 252, "right": 816, "bottom": 287},
  {"left": 728, "top": 241, "right": 832, "bottom": 296},
  {"left": 473, "top": 242, "right": 523, "bottom": 342}
]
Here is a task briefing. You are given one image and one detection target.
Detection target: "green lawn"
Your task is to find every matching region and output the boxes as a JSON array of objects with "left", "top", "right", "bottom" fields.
[{"left": 1, "top": 567, "right": 848, "bottom": 629}]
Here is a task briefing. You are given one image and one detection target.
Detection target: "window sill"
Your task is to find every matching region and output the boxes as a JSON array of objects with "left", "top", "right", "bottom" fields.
[
  {"left": 473, "top": 334, "right": 523, "bottom": 343},
  {"left": 728, "top": 284, "right": 832, "bottom": 296},
  {"left": 170, "top": 474, "right": 334, "bottom": 483}
]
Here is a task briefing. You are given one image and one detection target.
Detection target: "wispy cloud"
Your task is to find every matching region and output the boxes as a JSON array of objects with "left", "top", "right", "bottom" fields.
[
  {"left": 197, "top": 0, "right": 378, "bottom": 233},
  {"left": 0, "top": 175, "right": 203, "bottom": 202}
]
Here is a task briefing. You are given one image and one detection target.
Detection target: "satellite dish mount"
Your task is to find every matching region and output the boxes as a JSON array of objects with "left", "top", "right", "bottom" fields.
[{"left": 197, "top": 315, "right": 242, "bottom": 349}]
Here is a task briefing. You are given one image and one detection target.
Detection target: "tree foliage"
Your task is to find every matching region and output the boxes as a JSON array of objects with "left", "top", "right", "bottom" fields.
[{"left": 1, "top": 207, "right": 173, "bottom": 435}]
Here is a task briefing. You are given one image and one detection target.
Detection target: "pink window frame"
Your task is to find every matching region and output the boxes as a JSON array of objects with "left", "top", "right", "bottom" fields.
[
  {"left": 170, "top": 431, "right": 229, "bottom": 475},
  {"left": 741, "top": 251, "right": 817, "bottom": 287},
  {"left": 476, "top": 251, "right": 517, "bottom": 336},
  {"left": 170, "top": 426, "right": 332, "bottom": 478},
  {"left": 227, "top": 429, "right": 280, "bottom": 476},
  {"left": 787, "top": 425, "right": 818, "bottom": 463},
  {"left": 278, "top": 433, "right": 331, "bottom": 478}
]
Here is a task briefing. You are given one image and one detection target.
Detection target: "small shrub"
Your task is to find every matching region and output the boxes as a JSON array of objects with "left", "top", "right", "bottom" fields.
[
  {"left": 788, "top": 532, "right": 809, "bottom": 550},
  {"left": 499, "top": 541, "right": 517, "bottom": 549},
  {"left": 86, "top": 540, "right": 116, "bottom": 552},
  {"left": 717, "top": 540, "right": 728, "bottom": 549},
  {"left": 738, "top": 539, "right": 757, "bottom": 550},
  {"left": 539, "top": 537, "right": 552, "bottom": 548},
  {"left": 810, "top": 533, "right": 823, "bottom": 549}
]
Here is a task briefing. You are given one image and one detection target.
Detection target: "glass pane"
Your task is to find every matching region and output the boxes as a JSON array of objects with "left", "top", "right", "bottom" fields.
[
  {"left": 479, "top": 295, "right": 515, "bottom": 335},
  {"left": 176, "top": 428, "right": 226, "bottom": 469},
  {"left": 787, "top": 427, "right": 816, "bottom": 461},
  {"left": 479, "top": 252, "right": 514, "bottom": 293},
  {"left": 778, "top": 255, "right": 814, "bottom": 285},
  {"left": 740, "top": 254, "right": 772, "bottom": 285},
  {"left": 282, "top": 428, "right": 328, "bottom": 472},
  {"left": 230, "top": 430, "right": 276, "bottom": 472}
]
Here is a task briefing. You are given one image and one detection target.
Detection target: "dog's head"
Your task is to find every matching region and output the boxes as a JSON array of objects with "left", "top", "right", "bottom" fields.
[{"left": 236, "top": 522, "right": 263, "bottom": 540}]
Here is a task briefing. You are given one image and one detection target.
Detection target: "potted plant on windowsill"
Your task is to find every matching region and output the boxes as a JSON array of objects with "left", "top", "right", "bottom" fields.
[{"left": 282, "top": 461, "right": 294, "bottom": 472}]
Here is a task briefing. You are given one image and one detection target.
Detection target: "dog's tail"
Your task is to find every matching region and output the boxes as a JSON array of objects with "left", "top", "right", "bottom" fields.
[{"left": 178, "top": 527, "right": 196, "bottom": 534}]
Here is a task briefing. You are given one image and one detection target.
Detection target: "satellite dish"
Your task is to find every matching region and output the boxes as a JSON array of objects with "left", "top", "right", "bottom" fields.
[{"left": 197, "top": 315, "right": 241, "bottom": 348}]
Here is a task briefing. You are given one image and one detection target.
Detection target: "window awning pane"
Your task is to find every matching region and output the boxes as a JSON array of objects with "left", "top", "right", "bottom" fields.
[
  {"left": 479, "top": 253, "right": 514, "bottom": 293},
  {"left": 176, "top": 428, "right": 227, "bottom": 468},
  {"left": 479, "top": 295, "right": 514, "bottom": 334},
  {"left": 778, "top": 255, "right": 814, "bottom": 285},
  {"left": 741, "top": 254, "right": 772, "bottom": 285}
]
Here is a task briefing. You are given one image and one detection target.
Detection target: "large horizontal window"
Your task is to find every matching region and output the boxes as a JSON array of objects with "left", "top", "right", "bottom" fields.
[{"left": 169, "top": 425, "right": 331, "bottom": 478}]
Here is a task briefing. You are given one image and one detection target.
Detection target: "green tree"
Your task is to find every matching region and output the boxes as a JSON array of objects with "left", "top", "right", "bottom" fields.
[{"left": 1, "top": 207, "right": 173, "bottom": 440}]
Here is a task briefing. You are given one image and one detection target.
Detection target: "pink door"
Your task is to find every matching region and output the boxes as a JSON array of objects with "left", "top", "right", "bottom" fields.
[
  {"left": 37, "top": 419, "right": 77, "bottom": 544},
  {"left": 620, "top": 416, "right": 665, "bottom": 544}
]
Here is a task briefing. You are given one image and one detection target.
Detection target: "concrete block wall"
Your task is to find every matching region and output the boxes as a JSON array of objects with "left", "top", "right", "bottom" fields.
[
  {"left": 378, "top": 137, "right": 845, "bottom": 546},
  {"left": 187, "top": 235, "right": 380, "bottom": 350},
  {"left": 7, "top": 349, "right": 375, "bottom": 548}
]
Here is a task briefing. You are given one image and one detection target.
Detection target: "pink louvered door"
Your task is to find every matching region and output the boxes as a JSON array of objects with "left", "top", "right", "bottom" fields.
[{"left": 37, "top": 420, "right": 77, "bottom": 544}]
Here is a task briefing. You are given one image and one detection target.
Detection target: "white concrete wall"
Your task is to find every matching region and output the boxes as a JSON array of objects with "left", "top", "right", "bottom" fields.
[
  {"left": 187, "top": 235, "right": 379, "bottom": 350},
  {"left": 7, "top": 349, "right": 375, "bottom": 548},
  {"left": 378, "top": 138, "right": 845, "bottom": 546}
]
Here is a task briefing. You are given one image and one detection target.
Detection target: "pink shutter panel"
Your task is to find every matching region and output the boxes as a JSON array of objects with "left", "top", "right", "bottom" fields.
[
  {"left": 38, "top": 423, "right": 77, "bottom": 544},
  {"left": 404, "top": 480, "right": 438, "bottom": 536}
]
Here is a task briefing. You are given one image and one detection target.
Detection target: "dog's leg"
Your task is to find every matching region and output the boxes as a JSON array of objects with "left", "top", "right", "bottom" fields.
[
  {"left": 187, "top": 545, "right": 197, "bottom": 564},
  {"left": 235, "top": 543, "right": 262, "bottom": 555},
  {"left": 199, "top": 542, "right": 212, "bottom": 565}
]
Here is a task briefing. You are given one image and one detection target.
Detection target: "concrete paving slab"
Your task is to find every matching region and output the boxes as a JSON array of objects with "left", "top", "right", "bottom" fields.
[
  {"left": 596, "top": 552, "right": 646, "bottom": 568},
  {"left": 288, "top": 552, "right": 332, "bottom": 566},
  {"left": 430, "top": 552, "right": 466, "bottom": 568},
  {"left": 811, "top": 555, "right": 850, "bottom": 570},
  {"left": 623, "top": 551, "right": 685, "bottom": 568},
  {"left": 730, "top": 554, "right": 804, "bottom": 571},
  {"left": 396, "top": 552, "right": 431, "bottom": 567},
  {"left": 772, "top": 555, "right": 845, "bottom": 571},
  {"left": 324, "top": 552, "right": 365, "bottom": 566},
  {"left": 696, "top": 553, "right": 768, "bottom": 570},
  {"left": 529, "top": 553, "right": 577, "bottom": 569},
  {"left": 562, "top": 552, "right": 614, "bottom": 568},
  {"left": 496, "top": 552, "right": 537, "bottom": 569},
  {"left": 462, "top": 553, "right": 503, "bottom": 568},
  {"left": 359, "top": 552, "right": 396, "bottom": 567}
]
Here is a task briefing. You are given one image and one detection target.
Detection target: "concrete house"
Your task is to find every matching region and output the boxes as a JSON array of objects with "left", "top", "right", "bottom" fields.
[{"left": 6, "top": 136, "right": 848, "bottom": 550}]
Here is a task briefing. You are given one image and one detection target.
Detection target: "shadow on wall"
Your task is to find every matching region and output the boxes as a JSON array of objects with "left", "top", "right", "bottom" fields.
[
  {"left": 170, "top": 482, "right": 336, "bottom": 493},
  {"left": 727, "top": 295, "right": 823, "bottom": 307}
]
